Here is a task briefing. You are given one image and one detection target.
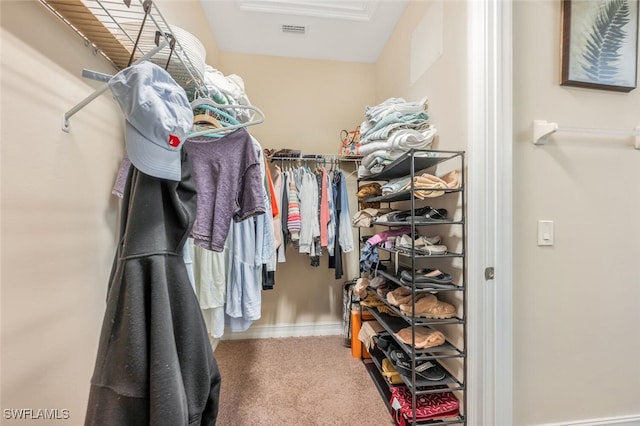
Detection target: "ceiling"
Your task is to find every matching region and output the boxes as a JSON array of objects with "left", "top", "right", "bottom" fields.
[{"left": 198, "top": 1, "right": 409, "bottom": 63}]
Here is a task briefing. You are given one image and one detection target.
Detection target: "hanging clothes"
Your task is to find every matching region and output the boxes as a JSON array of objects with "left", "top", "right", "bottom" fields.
[
  {"left": 298, "top": 169, "right": 320, "bottom": 254},
  {"left": 272, "top": 166, "right": 287, "bottom": 263},
  {"left": 327, "top": 168, "right": 355, "bottom": 278},
  {"left": 185, "top": 135, "right": 275, "bottom": 337},
  {"left": 337, "top": 169, "right": 354, "bottom": 254},
  {"left": 184, "top": 128, "right": 265, "bottom": 252},
  {"left": 329, "top": 170, "right": 344, "bottom": 278},
  {"left": 326, "top": 169, "right": 336, "bottom": 257},
  {"left": 319, "top": 166, "right": 330, "bottom": 248},
  {"left": 190, "top": 236, "right": 230, "bottom": 339},
  {"left": 286, "top": 170, "right": 301, "bottom": 241},
  {"left": 86, "top": 152, "right": 220, "bottom": 426},
  {"left": 279, "top": 169, "right": 290, "bottom": 261}
]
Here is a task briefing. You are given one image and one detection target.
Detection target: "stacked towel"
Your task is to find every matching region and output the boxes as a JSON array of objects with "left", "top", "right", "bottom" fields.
[{"left": 357, "top": 97, "right": 437, "bottom": 178}]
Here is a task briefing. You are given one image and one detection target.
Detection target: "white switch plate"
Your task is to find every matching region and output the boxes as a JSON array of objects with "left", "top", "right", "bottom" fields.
[{"left": 537, "top": 220, "right": 554, "bottom": 246}]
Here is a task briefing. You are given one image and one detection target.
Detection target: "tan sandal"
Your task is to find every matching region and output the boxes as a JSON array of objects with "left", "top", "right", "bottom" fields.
[
  {"left": 387, "top": 288, "right": 428, "bottom": 307},
  {"left": 399, "top": 295, "right": 456, "bottom": 319}
]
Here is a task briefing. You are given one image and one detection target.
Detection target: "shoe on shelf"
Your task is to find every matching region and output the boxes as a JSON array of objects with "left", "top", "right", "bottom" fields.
[
  {"left": 395, "top": 234, "right": 442, "bottom": 250},
  {"left": 399, "top": 294, "right": 456, "bottom": 319},
  {"left": 414, "top": 244, "right": 448, "bottom": 255},
  {"left": 387, "top": 287, "right": 427, "bottom": 307},
  {"left": 414, "top": 235, "right": 442, "bottom": 247},
  {"left": 400, "top": 268, "right": 453, "bottom": 284}
]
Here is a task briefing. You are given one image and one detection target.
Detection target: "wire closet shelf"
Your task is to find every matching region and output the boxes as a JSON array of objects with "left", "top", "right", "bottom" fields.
[{"left": 40, "top": 0, "right": 207, "bottom": 130}]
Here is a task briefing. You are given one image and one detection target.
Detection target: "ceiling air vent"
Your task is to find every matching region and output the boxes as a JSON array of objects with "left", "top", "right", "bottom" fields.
[{"left": 282, "top": 24, "right": 306, "bottom": 35}]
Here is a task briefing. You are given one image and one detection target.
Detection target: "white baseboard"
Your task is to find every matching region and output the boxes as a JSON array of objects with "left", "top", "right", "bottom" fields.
[
  {"left": 534, "top": 415, "right": 640, "bottom": 426},
  {"left": 220, "top": 321, "right": 343, "bottom": 340}
]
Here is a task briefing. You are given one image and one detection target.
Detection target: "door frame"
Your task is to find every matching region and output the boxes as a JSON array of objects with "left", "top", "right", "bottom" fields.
[{"left": 466, "top": 1, "right": 513, "bottom": 425}]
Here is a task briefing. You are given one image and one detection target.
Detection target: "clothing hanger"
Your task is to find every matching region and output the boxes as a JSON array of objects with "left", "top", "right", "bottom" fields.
[
  {"left": 190, "top": 103, "right": 240, "bottom": 139},
  {"left": 193, "top": 110, "right": 222, "bottom": 128},
  {"left": 189, "top": 97, "right": 265, "bottom": 138},
  {"left": 195, "top": 104, "right": 240, "bottom": 126}
]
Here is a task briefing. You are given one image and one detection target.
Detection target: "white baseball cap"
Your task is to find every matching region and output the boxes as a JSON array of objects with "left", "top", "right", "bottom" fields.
[{"left": 108, "top": 61, "right": 193, "bottom": 181}]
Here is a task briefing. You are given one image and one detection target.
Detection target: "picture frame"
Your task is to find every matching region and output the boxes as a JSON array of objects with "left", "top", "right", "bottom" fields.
[{"left": 561, "top": 0, "right": 639, "bottom": 92}]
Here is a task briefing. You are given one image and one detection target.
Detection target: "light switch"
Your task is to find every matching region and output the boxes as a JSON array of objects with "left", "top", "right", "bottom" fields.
[{"left": 537, "top": 220, "right": 554, "bottom": 246}]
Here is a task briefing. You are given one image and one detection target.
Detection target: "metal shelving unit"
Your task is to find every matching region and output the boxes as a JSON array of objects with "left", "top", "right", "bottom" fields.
[{"left": 355, "top": 149, "right": 467, "bottom": 425}]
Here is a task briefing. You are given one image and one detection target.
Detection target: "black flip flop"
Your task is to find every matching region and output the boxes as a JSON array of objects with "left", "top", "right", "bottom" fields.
[
  {"left": 389, "top": 351, "right": 447, "bottom": 382},
  {"left": 375, "top": 334, "right": 395, "bottom": 352},
  {"left": 414, "top": 360, "right": 447, "bottom": 381},
  {"left": 424, "top": 208, "right": 448, "bottom": 220}
]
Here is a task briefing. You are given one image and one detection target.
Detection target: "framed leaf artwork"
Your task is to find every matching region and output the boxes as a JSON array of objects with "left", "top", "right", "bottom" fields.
[{"left": 561, "top": 0, "right": 639, "bottom": 92}]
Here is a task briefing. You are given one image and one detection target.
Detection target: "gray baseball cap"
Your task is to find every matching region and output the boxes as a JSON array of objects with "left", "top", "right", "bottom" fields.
[{"left": 108, "top": 61, "right": 193, "bottom": 181}]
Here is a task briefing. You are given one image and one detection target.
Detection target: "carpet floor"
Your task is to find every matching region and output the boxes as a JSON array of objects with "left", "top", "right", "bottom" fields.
[{"left": 213, "top": 335, "right": 394, "bottom": 426}]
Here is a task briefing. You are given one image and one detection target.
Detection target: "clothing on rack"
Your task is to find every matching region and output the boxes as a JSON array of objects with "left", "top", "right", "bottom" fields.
[
  {"left": 189, "top": 237, "right": 229, "bottom": 339},
  {"left": 298, "top": 171, "right": 320, "bottom": 255},
  {"left": 263, "top": 155, "right": 354, "bottom": 271},
  {"left": 336, "top": 169, "right": 354, "bottom": 253},
  {"left": 320, "top": 167, "right": 330, "bottom": 247},
  {"left": 184, "top": 136, "right": 275, "bottom": 338},
  {"left": 277, "top": 168, "right": 288, "bottom": 263},
  {"left": 287, "top": 174, "right": 301, "bottom": 241},
  {"left": 185, "top": 128, "right": 265, "bottom": 252},
  {"left": 106, "top": 60, "right": 274, "bottom": 344},
  {"left": 272, "top": 167, "right": 282, "bottom": 248},
  {"left": 329, "top": 170, "right": 345, "bottom": 278}
]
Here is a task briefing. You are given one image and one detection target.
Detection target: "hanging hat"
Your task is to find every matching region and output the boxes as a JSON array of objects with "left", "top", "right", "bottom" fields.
[{"left": 108, "top": 61, "right": 193, "bottom": 181}]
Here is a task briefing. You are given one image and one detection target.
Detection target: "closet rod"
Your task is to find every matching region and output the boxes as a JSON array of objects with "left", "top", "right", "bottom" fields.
[
  {"left": 533, "top": 119, "right": 640, "bottom": 149},
  {"left": 61, "top": 40, "right": 168, "bottom": 133},
  {"left": 268, "top": 155, "right": 362, "bottom": 162}
]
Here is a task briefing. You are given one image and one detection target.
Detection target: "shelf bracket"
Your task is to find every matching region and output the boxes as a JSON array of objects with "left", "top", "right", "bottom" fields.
[{"left": 62, "top": 40, "right": 168, "bottom": 133}]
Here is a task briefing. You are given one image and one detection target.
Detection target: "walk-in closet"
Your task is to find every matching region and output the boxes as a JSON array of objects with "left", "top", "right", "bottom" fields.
[{"left": 2, "top": 1, "right": 640, "bottom": 425}]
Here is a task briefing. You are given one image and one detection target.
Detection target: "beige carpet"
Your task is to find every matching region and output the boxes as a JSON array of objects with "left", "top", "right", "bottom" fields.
[{"left": 213, "top": 335, "right": 394, "bottom": 426}]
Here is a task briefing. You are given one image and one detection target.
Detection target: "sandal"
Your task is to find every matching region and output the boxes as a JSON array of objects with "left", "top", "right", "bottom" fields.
[
  {"left": 414, "top": 244, "right": 448, "bottom": 255},
  {"left": 387, "top": 289, "right": 428, "bottom": 307},
  {"left": 390, "top": 350, "right": 447, "bottom": 381},
  {"left": 423, "top": 207, "right": 449, "bottom": 220},
  {"left": 400, "top": 268, "right": 453, "bottom": 284},
  {"left": 410, "top": 207, "right": 449, "bottom": 222},
  {"left": 414, "top": 360, "right": 447, "bottom": 381},
  {"left": 399, "top": 295, "right": 456, "bottom": 319},
  {"left": 395, "top": 234, "right": 441, "bottom": 249}
]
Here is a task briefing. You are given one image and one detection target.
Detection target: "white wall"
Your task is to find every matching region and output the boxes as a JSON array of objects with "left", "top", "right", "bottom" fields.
[
  {"left": 376, "top": 0, "right": 468, "bottom": 153},
  {"left": 1, "top": 1, "right": 122, "bottom": 419},
  {"left": 513, "top": 1, "right": 640, "bottom": 425}
]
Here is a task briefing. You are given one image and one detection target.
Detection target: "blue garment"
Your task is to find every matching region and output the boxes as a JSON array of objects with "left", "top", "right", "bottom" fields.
[
  {"left": 337, "top": 170, "right": 354, "bottom": 253},
  {"left": 225, "top": 139, "right": 275, "bottom": 333}
]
